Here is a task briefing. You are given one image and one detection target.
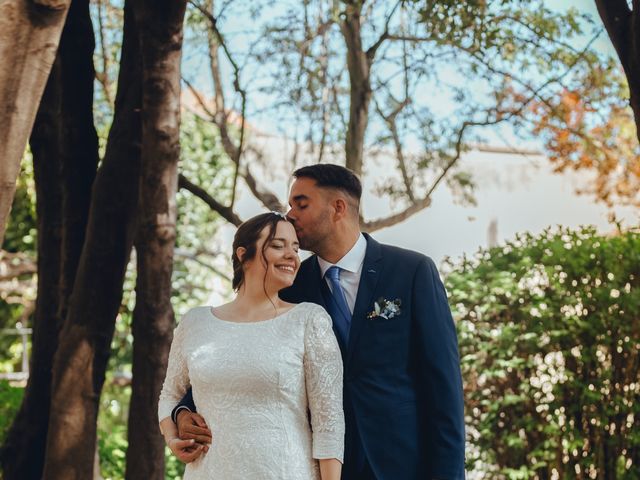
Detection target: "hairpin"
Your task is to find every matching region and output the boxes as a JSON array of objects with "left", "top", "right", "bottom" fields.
[{"left": 271, "top": 210, "right": 287, "bottom": 219}]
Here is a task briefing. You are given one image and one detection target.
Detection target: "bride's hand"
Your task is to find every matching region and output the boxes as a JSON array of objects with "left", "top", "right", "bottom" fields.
[
  {"left": 160, "top": 416, "right": 208, "bottom": 464},
  {"left": 167, "top": 438, "right": 206, "bottom": 464}
]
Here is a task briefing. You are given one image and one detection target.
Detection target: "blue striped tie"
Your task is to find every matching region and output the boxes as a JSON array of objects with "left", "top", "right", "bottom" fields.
[{"left": 325, "top": 266, "right": 351, "bottom": 344}]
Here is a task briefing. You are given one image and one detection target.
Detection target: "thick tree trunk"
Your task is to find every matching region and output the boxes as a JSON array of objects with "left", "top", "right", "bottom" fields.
[
  {"left": 0, "top": 1, "right": 98, "bottom": 477},
  {"left": 595, "top": 0, "right": 640, "bottom": 144},
  {"left": 0, "top": 55, "right": 64, "bottom": 480},
  {"left": 57, "top": 0, "right": 99, "bottom": 321},
  {"left": 0, "top": 0, "right": 71, "bottom": 245},
  {"left": 42, "top": 3, "right": 143, "bottom": 478},
  {"left": 125, "top": 2, "right": 186, "bottom": 477},
  {"left": 340, "top": 2, "right": 371, "bottom": 176}
]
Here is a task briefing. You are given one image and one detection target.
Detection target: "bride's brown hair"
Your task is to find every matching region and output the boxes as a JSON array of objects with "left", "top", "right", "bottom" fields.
[{"left": 231, "top": 212, "right": 289, "bottom": 291}]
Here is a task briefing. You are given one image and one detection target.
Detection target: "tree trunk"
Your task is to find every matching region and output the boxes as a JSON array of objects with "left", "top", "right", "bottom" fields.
[
  {"left": 0, "top": 0, "right": 71, "bottom": 245},
  {"left": 0, "top": 54, "right": 64, "bottom": 480},
  {"left": 125, "top": 1, "right": 186, "bottom": 477},
  {"left": 0, "top": 1, "right": 98, "bottom": 476},
  {"left": 57, "top": 0, "right": 99, "bottom": 323},
  {"left": 42, "top": 3, "right": 143, "bottom": 478},
  {"left": 595, "top": 0, "right": 640, "bottom": 144},
  {"left": 340, "top": 1, "right": 371, "bottom": 176}
]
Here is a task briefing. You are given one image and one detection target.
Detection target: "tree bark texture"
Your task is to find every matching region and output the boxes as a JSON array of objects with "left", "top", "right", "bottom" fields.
[
  {"left": 0, "top": 0, "right": 71, "bottom": 245},
  {"left": 42, "top": 3, "right": 143, "bottom": 478},
  {"left": 125, "top": 1, "right": 186, "bottom": 478},
  {"left": 595, "top": 0, "right": 640, "bottom": 144},
  {"left": 57, "top": 0, "right": 99, "bottom": 323},
  {"left": 0, "top": 55, "right": 64, "bottom": 480},
  {"left": 0, "top": 1, "right": 98, "bottom": 476},
  {"left": 340, "top": 1, "right": 371, "bottom": 177}
]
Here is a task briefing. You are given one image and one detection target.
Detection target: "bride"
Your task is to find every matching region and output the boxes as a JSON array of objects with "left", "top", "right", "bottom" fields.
[{"left": 158, "top": 212, "right": 344, "bottom": 480}]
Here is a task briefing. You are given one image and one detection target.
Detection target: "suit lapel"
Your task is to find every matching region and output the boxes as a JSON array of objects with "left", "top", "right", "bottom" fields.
[
  {"left": 346, "top": 234, "right": 383, "bottom": 366},
  {"left": 290, "top": 255, "right": 326, "bottom": 307},
  {"left": 303, "top": 256, "right": 327, "bottom": 308}
]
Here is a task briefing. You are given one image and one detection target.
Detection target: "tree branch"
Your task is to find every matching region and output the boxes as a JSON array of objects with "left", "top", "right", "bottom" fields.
[
  {"left": 374, "top": 96, "right": 414, "bottom": 201},
  {"left": 361, "top": 196, "right": 431, "bottom": 232},
  {"left": 385, "top": 34, "right": 431, "bottom": 43},
  {"left": 95, "top": 0, "right": 112, "bottom": 106},
  {"left": 174, "top": 247, "right": 232, "bottom": 281},
  {"left": 594, "top": 0, "right": 632, "bottom": 72},
  {"left": 184, "top": 80, "right": 284, "bottom": 216},
  {"left": 189, "top": 0, "right": 247, "bottom": 207},
  {"left": 182, "top": 76, "right": 217, "bottom": 119},
  {"left": 178, "top": 174, "right": 242, "bottom": 225},
  {"left": 242, "top": 147, "right": 286, "bottom": 212},
  {"left": 186, "top": 1, "right": 285, "bottom": 220},
  {"left": 366, "top": 0, "right": 402, "bottom": 60}
]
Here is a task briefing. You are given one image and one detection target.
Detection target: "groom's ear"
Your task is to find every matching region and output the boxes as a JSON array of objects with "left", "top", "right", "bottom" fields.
[
  {"left": 333, "top": 196, "right": 348, "bottom": 220},
  {"left": 236, "top": 246, "right": 247, "bottom": 262}
]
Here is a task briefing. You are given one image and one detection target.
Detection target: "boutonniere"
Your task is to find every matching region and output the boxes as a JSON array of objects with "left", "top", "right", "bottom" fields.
[{"left": 367, "top": 297, "right": 402, "bottom": 320}]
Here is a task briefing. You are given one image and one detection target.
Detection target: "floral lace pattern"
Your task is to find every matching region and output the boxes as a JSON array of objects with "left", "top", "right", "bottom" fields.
[{"left": 158, "top": 303, "right": 345, "bottom": 479}]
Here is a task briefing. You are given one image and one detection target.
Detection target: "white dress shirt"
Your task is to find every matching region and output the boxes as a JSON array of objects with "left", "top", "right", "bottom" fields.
[{"left": 317, "top": 233, "right": 367, "bottom": 314}]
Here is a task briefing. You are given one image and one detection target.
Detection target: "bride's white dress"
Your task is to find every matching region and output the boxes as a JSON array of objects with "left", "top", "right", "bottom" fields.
[{"left": 158, "top": 302, "right": 345, "bottom": 479}]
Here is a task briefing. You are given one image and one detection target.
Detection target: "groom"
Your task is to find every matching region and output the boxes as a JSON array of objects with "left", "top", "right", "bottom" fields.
[{"left": 173, "top": 164, "right": 465, "bottom": 479}]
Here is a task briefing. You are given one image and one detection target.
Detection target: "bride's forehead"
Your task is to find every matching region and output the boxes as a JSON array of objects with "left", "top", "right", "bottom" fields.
[
  {"left": 259, "top": 221, "right": 295, "bottom": 238},
  {"left": 274, "top": 221, "right": 296, "bottom": 236}
]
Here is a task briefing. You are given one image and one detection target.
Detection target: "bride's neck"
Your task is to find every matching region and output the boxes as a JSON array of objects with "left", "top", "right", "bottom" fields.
[{"left": 233, "top": 283, "right": 281, "bottom": 310}]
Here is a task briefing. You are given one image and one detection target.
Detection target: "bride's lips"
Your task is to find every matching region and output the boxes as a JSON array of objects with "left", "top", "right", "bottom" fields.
[{"left": 275, "top": 264, "right": 296, "bottom": 274}]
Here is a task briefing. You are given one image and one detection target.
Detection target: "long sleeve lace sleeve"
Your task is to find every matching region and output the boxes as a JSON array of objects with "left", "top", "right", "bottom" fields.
[
  {"left": 158, "top": 313, "right": 190, "bottom": 423},
  {"left": 303, "top": 305, "right": 345, "bottom": 462}
]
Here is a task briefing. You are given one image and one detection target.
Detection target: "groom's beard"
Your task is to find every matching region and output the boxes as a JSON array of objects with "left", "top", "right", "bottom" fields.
[{"left": 295, "top": 215, "right": 332, "bottom": 254}]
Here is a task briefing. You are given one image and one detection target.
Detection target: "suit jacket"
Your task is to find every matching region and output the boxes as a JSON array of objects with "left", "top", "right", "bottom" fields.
[
  {"left": 173, "top": 234, "right": 465, "bottom": 479},
  {"left": 279, "top": 234, "right": 465, "bottom": 480}
]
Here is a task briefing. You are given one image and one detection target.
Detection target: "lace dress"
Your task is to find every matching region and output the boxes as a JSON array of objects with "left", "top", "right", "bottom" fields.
[{"left": 158, "top": 302, "right": 345, "bottom": 480}]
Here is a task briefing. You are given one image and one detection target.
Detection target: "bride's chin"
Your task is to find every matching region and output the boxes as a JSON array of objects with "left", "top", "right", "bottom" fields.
[
  {"left": 269, "top": 277, "right": 294, "bottom": 290},
  {"left": 278, "top": 279, "right": 294, "bottom": 288}
]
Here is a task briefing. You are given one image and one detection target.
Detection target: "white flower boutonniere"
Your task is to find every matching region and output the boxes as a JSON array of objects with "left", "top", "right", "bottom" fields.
[{"left": 367, "top": 297, "right": 402, "bottom": 320}]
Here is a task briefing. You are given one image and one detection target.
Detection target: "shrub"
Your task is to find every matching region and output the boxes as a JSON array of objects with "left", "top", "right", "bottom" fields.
[
  {"left": 445, "top": 226, "right": 640, "bottom": 479},
  {"left": 0, "top": 381, "right": 24, "bottom": 447}
]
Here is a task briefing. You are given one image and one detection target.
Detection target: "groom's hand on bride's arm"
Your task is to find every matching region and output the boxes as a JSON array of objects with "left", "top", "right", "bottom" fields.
[{"left": 176, "top": 409, "right": 213, "bottom": 446}]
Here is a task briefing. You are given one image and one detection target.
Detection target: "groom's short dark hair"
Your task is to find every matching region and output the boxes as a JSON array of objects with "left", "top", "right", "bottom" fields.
[{"left": 293, "top": 164, "right": 362, "bottom": 201}]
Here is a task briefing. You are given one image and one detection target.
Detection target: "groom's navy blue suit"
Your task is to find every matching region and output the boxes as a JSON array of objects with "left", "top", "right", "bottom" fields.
[
  {"left": 174, "top": 234, "right": 465, "bottom": 479},
  {"left": 281, "top": 234, "right": 465, "bottom": 480}
]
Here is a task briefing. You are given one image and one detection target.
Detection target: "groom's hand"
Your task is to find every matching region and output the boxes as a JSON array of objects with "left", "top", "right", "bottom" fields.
[{"left": 177, "top": 410, "right": 213, "bottom": 446}]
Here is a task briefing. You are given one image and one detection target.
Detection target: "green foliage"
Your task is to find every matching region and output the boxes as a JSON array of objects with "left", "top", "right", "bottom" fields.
[
  {"left": 0, "top": 152, "right": 37, "bottom": 371},
  {"left": 445, "top": 226, "right": 640, "bottom": 479},
  {"left": 0, "top": 304, "right": 29, "bottom": 373},
  {"left": 173, "top": 111, "right": 235, "bottom": 311},
  {"left": 0, "top": 381, "right": 23, "bottom": 447},
  {"left": 2, "top": 152, "right": 36, "bottom": 254},
  {"left": 97, "top": 381, "right": 185, "bottom": 480}
]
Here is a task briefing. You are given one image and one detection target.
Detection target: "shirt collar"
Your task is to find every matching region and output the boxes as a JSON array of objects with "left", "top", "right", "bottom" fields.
[{"left": 317, "top": 233, "right": 367, "bottom": 277}]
